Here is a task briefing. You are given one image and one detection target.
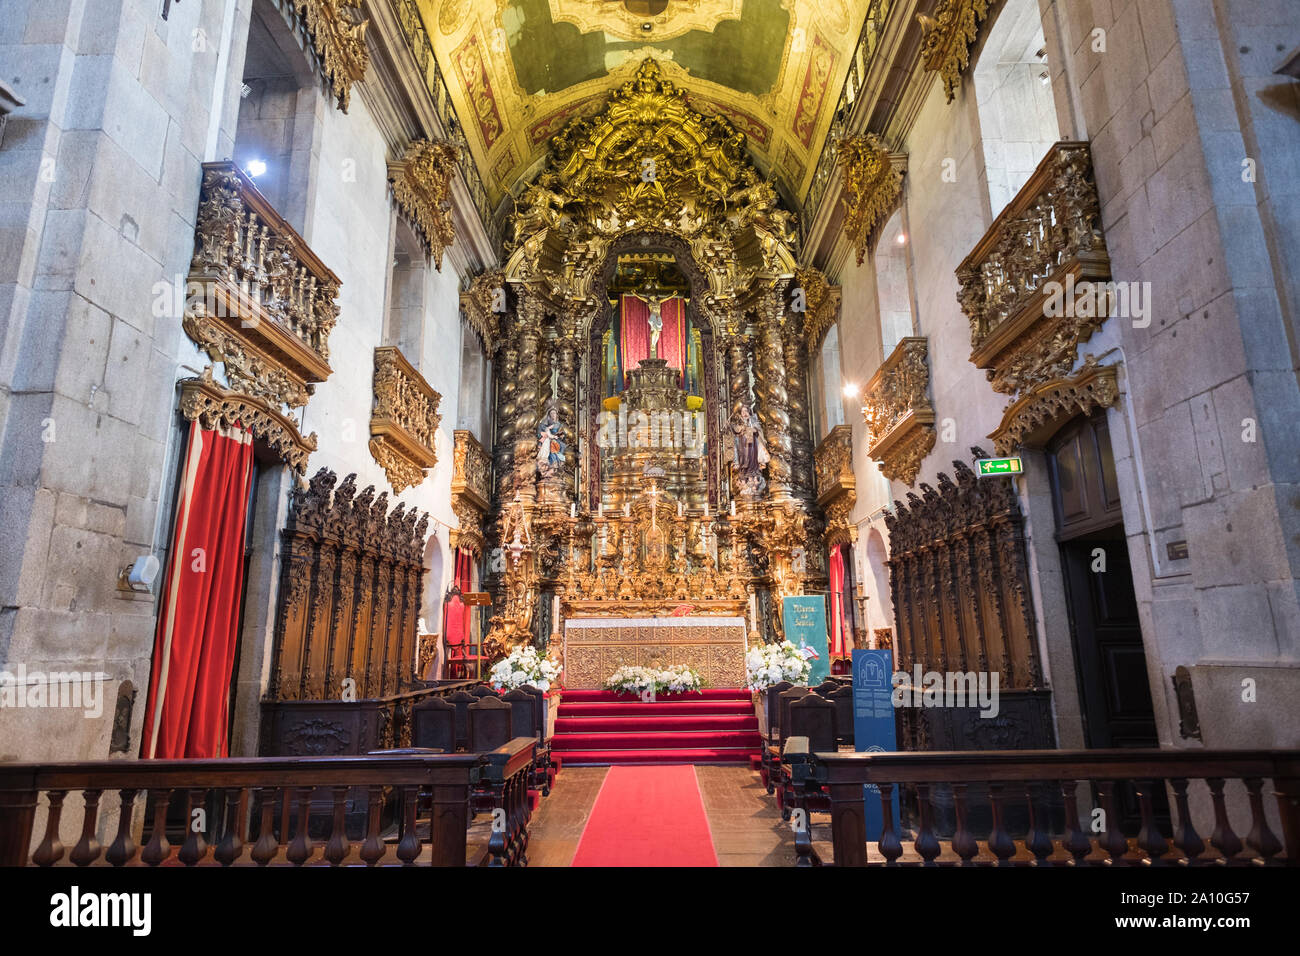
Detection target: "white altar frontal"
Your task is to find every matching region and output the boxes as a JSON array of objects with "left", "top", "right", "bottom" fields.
[{"left": 562, "top": 617, "right": 749, "bottom": 689}]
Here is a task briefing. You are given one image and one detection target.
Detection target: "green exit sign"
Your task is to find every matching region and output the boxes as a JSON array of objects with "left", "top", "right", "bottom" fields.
[{"left": 977, "top": 457, "right": 1023, "bottom": 476}]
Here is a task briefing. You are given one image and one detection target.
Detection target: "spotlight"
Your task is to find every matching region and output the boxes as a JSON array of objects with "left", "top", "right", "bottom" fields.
[
  {"left": 245, "top": 159, "right": 267, "bottom": 178},
  {"left": 896, "top": 232, "right": 907, "bottom": 244},
  {"left": 842, "top": 382, "right": 860, "bottom": 398}
]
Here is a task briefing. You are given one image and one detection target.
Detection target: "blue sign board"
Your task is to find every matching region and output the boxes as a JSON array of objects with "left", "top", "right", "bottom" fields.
[
  {"left": 853, "top": 648, "right": 901, "bottom": 841},
  {"left": 783, "top": 595, "right": 829, "bottom": 685}
]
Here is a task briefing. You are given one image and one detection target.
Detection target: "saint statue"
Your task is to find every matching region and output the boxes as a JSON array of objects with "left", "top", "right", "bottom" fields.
[
  {"left": 536, "top": 405, "right": 566, "bottom": 478},
  {"left": 730, "top": 402, "right": 770, "bottom": 495}
]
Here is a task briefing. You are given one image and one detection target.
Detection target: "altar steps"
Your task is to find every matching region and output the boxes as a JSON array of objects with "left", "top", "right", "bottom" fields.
[{"left": 551, "top": 688, "right": 762, "bottom": 766}]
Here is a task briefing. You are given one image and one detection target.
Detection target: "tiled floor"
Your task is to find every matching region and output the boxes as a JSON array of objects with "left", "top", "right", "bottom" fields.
[{"left": 524, "top": 764, "right": 832, "bottom": 866}]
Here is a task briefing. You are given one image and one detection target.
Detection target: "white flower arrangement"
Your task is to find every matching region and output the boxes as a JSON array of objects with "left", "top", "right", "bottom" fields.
[
  {"left": 488, "top": 644, "right": 560, "bottom": 692},
  {"left": 745, "top": 640, "right": 812, "bottom": 690},
  {"left": 604, "top": 663, "right": 705, "bottom": 697}
]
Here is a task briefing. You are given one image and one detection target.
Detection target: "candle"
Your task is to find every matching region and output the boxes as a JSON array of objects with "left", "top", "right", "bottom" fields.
[
  {"left": 703, "top": 501, "right": 709, "bottom": 518},
  {"left": 730, "top": 500, "right": 736, "bottom": 517},
  {"left": 624, "top": 502, "right": 630, "bottom": 517},
  {"left": 570, "top": 503, "right": 576, "bottom": 519},
  {"left": 677, "top": 500, "right": 683, "bottom": 518},
  {"left": 598, "top": 501, "right": 604, "bottom": 517}
]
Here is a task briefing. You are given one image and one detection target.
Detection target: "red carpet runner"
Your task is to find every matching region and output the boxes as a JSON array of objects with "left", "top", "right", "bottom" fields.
[
  {"left": 571, "top": 765, "right": 719, "bottom": 867},
  {"left": 551, "top": 688, "right": 761, "bottom": 765}
]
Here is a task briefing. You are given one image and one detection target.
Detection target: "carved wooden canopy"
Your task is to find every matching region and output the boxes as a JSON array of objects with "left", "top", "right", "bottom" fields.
[
  {"left": 836, "top": 133, "right": 905, "bottom": 265},
  {"left": 863, "top": 337, "right": 937, "bottom": 486},
  {"left": 388, "top": 138, "right": 460, "bottom": 270},
  {"left": 290, "top": 0, "right": 370, "bottom": 112},
  {"left": 917, "top": 0, "right": 992, "bottom": 103},
  {"left": 369, "top": 346, "right": 442, "bottom": 494}
]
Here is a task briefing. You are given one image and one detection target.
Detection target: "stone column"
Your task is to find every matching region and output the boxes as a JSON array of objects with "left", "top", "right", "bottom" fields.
[{"left": 754, "top": 284, "right": 792, "bottom": 497}]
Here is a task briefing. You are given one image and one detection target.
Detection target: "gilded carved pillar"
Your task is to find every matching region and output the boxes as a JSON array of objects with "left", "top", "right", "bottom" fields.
[
  {"left": 494, "top": 337, "right": 519, "bottom": 495},
  {"left": 512, "top": 299, "right": 545, "bottom": 495},
  {"left": 754, "top": 285, "right": 792, "bottom": 496},
  {"left": 555, "top": 333, "right": 579, "bottom": 487},
  {"left": 782, "top": 308, "right": 815, "bottom": 502}
]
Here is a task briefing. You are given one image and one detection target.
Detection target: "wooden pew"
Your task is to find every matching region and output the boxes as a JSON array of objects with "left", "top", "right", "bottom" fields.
[
  {"left": 503, "top": 686, "right": 555, "bottom": 796},
  {"left": 762, "top": 686, "right": 811, "bottom": 794},
  {"left": 774, "top": 693, "right": 837, "bottom": 827}
]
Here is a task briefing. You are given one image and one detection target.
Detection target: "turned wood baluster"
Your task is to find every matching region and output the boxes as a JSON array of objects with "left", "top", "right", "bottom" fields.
[
  {"left": 286, "top": 787, "right": 315, "bottom": 865},
  {"left": 1060, "top": 780, "right": 1093, "bottom": 864},
  {"left": 1024, "top": 783, "right": 1054, "bottom": 864},
  {"left": 878, "top": 782, "right": 904, "bottom": 864},
  {"left": 913, "top": 783, "right": 940, "bottom": 864},
  {"left": 1242, "top": 777, "right": 1282, "bottom": 861},
  {"left": 70, "top": 788, "right": 103, "bottom": 866},
  {"left": 987, "top": 783, "right": 1016, "bottom": 865},
  {"left": 1273, "top": 773, "right": 1300, "bottom": 865},
  {"left": 1206, "top": 777, "right": 1244, "bottom": 861},
  {"left": 141, "top": 790, "right": 171, "bottom": 866},
  {"left": 1168, "top": 778, "right": 1205, "bottom": 861},
  {"left": 396, "top": 785, "right": 421, "bottom": 864},
  {"left": 1136, "top": 779, "right": 1169, "bottom": 863},
  {"left": 105, "top": 789, "right": 139, "bottom": 866},
  {"left": 951, "top": 783, "right": 978, "bottom": 865},
  {"left": 250, "top": 788, "right": 280, "bottom": 865},
  {"left": 325, "top": 786, "right": 351, "bottom": 865},
  {"left": 1096, "top": 781, "right": 1129, "bottom": 863},
  {"left": 179, "top": 788, "right": 208, "bottom": 865},
  {"left": 360, "top": 785, "right": 386, "bottom": 865},
  {"left": 214, "top": 789, "right": 245, "bottom": 866},
  {"left": 32, "top": 790, "right": 67, "bottom": 866}
]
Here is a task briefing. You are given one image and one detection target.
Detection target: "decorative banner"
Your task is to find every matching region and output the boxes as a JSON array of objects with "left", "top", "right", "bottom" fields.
[
  {"left": 782, "top": 595, "right": 829, "bottom": 685},
  {"left": 853, "top": 647, "right": 901, "bottom": 842}
]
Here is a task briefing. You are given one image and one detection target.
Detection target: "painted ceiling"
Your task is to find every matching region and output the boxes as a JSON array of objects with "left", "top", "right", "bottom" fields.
[{"left": 418, "top": 0, "right": 869, "bottom": 208}]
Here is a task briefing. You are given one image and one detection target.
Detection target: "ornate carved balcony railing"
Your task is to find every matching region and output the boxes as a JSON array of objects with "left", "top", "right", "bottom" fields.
[
  {"left": 388, "top": 138, "right": 460, "bottom": 270},
  {"left": 451, "top": 429, "right": 492, "bottom": 556},
  {"left": 918, "top": 0, "right": 992, "bottom": 103},
  {"left": 274, "top": 0, "right": 370, "bottom": 112},
  {"left": 836, "top": 134, "right": 905, "bottom": 265},
  {"left": 182, "top": 161, "right": 341, "bottom": 472},
  {"left": 815, "top": 424, "right": 857, "bottom": 547},
  {"left": 956, "top": 142, "right": 1112, "bottom": 398},
  {"left": 862, "top": 337, "right": 936, "bottom": 486},
  {"left": 370, "top": 347, "right": 442, "bottom": 494}
]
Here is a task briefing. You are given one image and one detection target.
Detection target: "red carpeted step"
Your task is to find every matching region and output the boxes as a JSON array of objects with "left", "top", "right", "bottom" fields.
[
  {"left": 552, "top": 730, "right": 761, "bottom": 751},
  {"left": 558, "top": 699, "right": 754, "bottom": 717},
  {"left": 555, "top": 714, "right": 757, "bottom": 733},
  {"left": 557, "top": 748, "right": 756, "bottom": 765},
  {"left": 560, "top": 689, "right": 752, "bottom": 703}
]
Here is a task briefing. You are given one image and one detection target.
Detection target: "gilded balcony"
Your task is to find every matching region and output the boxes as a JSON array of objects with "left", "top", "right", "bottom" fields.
[
  {"left": 184, "top": 161, "right": 340, "bottom": 410},
  {"left": 451, "top": 429, "right": 492, "bottom": 555},
  {"left": 862, "top": 337, "right": 936, "bottom": 486},
  {"left": 956, "top": 142, "right": 1111, "bottom": 398},
  {"left": 369, "top": 347, "right": 442, "bottom": 494},
  {"left": 814, "top": 424, "right": 857, "bottom": 546}
]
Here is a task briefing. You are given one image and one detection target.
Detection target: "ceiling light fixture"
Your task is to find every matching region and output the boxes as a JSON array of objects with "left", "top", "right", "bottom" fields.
[
  {"left": 245, "top": 159, "right": 267, "bottom": 178},
  {"left": 843, "top": 382, "right": 860, "bottom": 398},
  {"left": 896, "top": 232, "right": 907, "bottom": 244}
]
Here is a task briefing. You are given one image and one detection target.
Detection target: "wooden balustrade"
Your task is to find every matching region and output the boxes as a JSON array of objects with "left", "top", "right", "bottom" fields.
[
  {"left": 862, "top": 337, "right": 936, "bottom": 486},
  {"left": 0, "top": 738, "right": 537, "bottom": 868},
  {"left": 801, "top": 748, "right": 1300, "bottom": 866}
]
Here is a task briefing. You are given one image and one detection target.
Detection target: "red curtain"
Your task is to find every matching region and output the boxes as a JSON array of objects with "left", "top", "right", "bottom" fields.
[
  {"left": 620, "top": 294, "right": 686, "bottom": 382},
  {"left": 142, "top": 420, "right": 255, "bottom": 758},
  {"left": 442, "top": 549, "right": 472, "bottom": 655},
  {"left": 828, "top": 545, "right": 856, "bottom": 658}
]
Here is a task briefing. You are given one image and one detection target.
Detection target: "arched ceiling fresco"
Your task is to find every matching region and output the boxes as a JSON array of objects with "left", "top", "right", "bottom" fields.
[{"left": 418, "top": 0, "right": 870, "bottom": 208}]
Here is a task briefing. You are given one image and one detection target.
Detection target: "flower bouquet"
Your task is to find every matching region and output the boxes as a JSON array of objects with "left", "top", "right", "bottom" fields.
[
  {"left": 604, "top": 664, "right": 705, "bottom": 697},
  {"left": 488, "top": 644, "right": 561, "bottom": 691},
  {"left": 744, "top": 640, "right": 812, "bottom": 690}
]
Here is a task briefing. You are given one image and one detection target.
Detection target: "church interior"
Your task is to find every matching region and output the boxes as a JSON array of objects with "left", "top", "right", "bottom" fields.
[{"left": 1, "top": 0, "right": 1299, "bottom": 896}]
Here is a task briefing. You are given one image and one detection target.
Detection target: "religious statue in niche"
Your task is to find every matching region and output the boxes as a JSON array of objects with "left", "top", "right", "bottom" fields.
[
  {"left": 730, "top": 402, "right": 769, "bottom": 496},
  {"left": 536, "top": 404, "right": 567, "bottom": 478}
]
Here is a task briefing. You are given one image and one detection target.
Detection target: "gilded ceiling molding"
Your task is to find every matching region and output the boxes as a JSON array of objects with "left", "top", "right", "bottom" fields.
[
  {"left": 990, "top": 359, "right": 1120, "bottom": 455},
  {"left": 863, "top": 336, "right": 936, "bottom": 486},
  {"left": 504, "top": 58, "right": 798, "bottom": 314},
  {"left": 794, "top": 266, "right": 843, "bottom": 351},
  {"left": 369, "top": 347, "right": 442, "bottom": 494},
  {"left": 815, "top": 424, "right": 857, "bottom": 548},
  {"left": 183, "top": 161, "right": 339, "bottom": 470},
  {"left": 388, "top": 139, "right": 460, "bottom": 270},
  {"left": 459, "top": 268, "right": 505, "bottom": 352},
  {"left": 836, "top": 133, "right": 905, "bottom": 265},
  {"left": 450, "top": 429, "right": 492, "bottom": 556},
  {"left": 291, "top": 0, "right": 370, "bottom": 112},
  {"left": 179, "top": 371, "right": 317, "bottom": 475},
  {"left": 917, "top": 0, "right": 991, "bottom": 103},
  {"left": 957, "top": 142, "right": 1111, "bottom": 398}
]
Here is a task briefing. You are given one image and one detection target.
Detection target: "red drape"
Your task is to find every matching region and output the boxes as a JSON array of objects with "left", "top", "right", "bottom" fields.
[
  {"left": 142, "top": 420, "right": 254, "bottom": 758},
  {"left": 829, "top": 545, "right": 846, "bottom": 657},
  {"left": 443, "top": 549, "right": 472, "bottom": 656},
  {"left": 620, "top": 294, "right": 686, "bottom": 383}
]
